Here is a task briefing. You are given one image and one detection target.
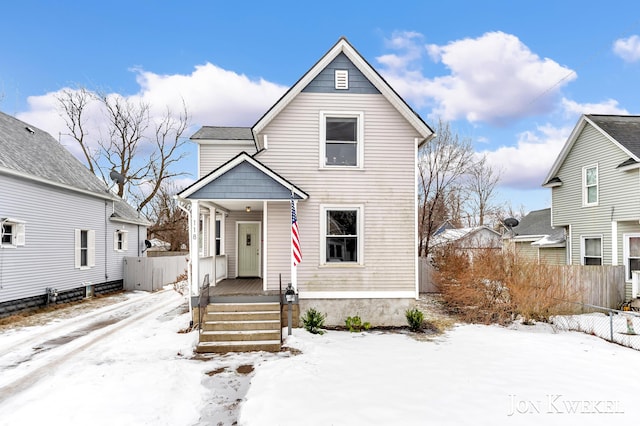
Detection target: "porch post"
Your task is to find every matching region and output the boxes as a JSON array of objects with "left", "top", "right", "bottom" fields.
[
  {"left": 263, "top": 200, "right": 268, "bottom": 291},
  {"left": 189, "top": 199, "right": 200, "bottom": 298},
  {"left": 291, "top": 199, "right": 298, "bottom": 291},
  {"left": 209, "top": 206, "right": 217, "bottom": 283}
]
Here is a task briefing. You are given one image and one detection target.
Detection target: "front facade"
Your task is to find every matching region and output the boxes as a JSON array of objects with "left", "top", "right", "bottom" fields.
[
  {"left": 0, "top": 112, "right": 149, "bottom": 317},
  {"left": 178, "top": 38, "right": 434, "bottom": 325},
  {"left": 543, "top": 114, "right": 640, "bottom": 300}
]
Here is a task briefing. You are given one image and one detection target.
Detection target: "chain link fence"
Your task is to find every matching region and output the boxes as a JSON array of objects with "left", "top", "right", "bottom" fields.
[{"left": 551, "top": 302, "right": 640, "bottom": 351}]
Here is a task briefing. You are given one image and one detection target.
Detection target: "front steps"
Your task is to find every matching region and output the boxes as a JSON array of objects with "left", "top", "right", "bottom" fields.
[{"left": 197, "top": 302, "right": 281, "bottom": 353}]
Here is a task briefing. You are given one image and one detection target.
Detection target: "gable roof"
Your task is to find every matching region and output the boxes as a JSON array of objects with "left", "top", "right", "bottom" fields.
[
  {"left": 178, "top": 151, "right": 308, "bottom": 201},
  {"left": 252, "top": 37, "right": 434, "bottom": 146},
  {"left": 511, "top": 208, "right": 554, "bottom": 237},
  {"left": 0, "top": 111, "right": 149, "bottom": 226},
  {"left": 543, "top": 114, "right": 640, "bottom": 185}
]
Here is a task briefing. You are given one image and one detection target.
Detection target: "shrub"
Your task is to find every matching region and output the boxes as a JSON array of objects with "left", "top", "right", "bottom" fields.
[
  {"left": 345, "top": 315, "right": 371, "bottom": 332},
  {"left": 405, "top": 308, "right": 424, "bottom": 332},
  {"left": 301, "top": 308, "right": 326, "bottom": 334}
]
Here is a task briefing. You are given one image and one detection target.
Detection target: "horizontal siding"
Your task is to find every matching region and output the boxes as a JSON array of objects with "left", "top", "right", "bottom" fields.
[
  {"left": 258, "top": 92, "right": 420, "bottom": 294},
  {"left": 0, "top": 174, "right": 146, "bottom": 303},
  {"left": 552, "top": 124, "right": 640, "bottom": 265},
  {"left": 266, "top": 202, "right": 291, "bottom": 289},
  {"left": 199, "top": 143, "right": 256, "bottom": 178},
  {"left": 540, "top": 247, "right": 566, "bottom": 265}
]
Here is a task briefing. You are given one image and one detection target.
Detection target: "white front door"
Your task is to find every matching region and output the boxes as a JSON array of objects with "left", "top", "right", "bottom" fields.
[{"left": 238, "top": 222, "right": 260, "bottom": 277}]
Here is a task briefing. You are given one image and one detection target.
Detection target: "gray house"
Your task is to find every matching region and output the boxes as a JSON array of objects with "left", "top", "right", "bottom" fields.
[
  {"left": 0, "top": 111, "right": 150, "bottom": 317},
  {"left": 177, "top": 37, "right": 435, "bottom": 326},
  {"left": 504, "top": 208, "right": 566, "bottom": 265},
  {"left": 543, "top": 114, "right": 640, "bottom": 300}
]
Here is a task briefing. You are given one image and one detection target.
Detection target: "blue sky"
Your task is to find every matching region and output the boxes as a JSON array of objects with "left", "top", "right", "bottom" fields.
[{"left": 2, "top": 1, "right": 640, "bottom": 214}]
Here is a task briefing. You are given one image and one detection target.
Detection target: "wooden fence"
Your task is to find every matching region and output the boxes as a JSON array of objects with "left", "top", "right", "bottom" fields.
[
  {"left": 123, "top": 255, "right": 189, "bottom": 292},
  {"left": 418, "top": 259, "right": 625, "bottom": 309}
]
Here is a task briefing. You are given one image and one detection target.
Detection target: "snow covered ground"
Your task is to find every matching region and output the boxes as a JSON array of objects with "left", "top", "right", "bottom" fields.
[{"left": 1, "top": 290, "right": 639, "bottom": 425}]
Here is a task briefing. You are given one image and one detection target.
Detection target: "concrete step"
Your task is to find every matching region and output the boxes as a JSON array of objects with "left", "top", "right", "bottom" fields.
[
  {"left": 199, "top": 329, "right": 280, "bottom": 342},
  {"left": 208, "top": 302, "right": 280, "bottom": 312},
  {"left": 201, "top": 319, "right": 281, "bottom": 331},
  {"left": 204, "top": 310, "right": 280, "bottom": 322},
  {"left": 196, "top": 340, "right": 281, "bottom": 353}
]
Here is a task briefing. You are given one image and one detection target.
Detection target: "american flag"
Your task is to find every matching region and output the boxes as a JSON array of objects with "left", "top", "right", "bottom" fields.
[{"left": 291, "top": 198, "right": 302, "bottom": 266}]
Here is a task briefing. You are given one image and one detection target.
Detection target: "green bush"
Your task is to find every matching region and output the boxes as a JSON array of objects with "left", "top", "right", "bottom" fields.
[
  {"left": 345, "top": 315, "right": 371, "bottom": 332},
  {"left": 301, "top": 308, "right": 326, "bottom": 334},
  {"left": 405, "top": 308, "right": 424, "bottom": 332}
]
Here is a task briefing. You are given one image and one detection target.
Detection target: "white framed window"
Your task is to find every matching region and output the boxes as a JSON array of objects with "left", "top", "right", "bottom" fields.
[
  {"left": 75, "top": 229, "right": 96, "bottom": 269},
  {"left": 623, "top": 234, "right": 640, "bottom": 280},
  {"left": 580, "top": 235, "right": 602, "bottom": 265},
  {"left": 215, "top": 219, "right": 221, "bottom": 256},
  {"left": 583, "top": 164, "right": 598, "bottom": 206},
  {"left": 319, "top": 111, "right": 364, "bottom": 169},
  {"left": 114, "top": 229, "right": 128, "bottom": 252},
  {"left": 335, "top": 69, "right": 349, "bottom": 89},
  {"left": 1, "top": 218, "right": 26, "bottom": 248},
  {"left": 320, "top": 205, "right": 363, "bottom": 265}
]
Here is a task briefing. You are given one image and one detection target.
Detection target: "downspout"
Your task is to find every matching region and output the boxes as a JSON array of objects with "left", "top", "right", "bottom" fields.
[{"left": 105, "top": 200, "right": 108, "bottom": 281}]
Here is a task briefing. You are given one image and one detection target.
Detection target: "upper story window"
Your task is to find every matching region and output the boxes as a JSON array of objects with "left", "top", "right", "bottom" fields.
[
  {"left": 1, "top": 219, "right": 26, "bottom": 248},
  {"left": 581, "top": 235, "right": 602, "bottom": 265},
  {"left": 320, "top": 111, "right": 364, "bottom": 169},
  {"left": 583, "top": 164, "right": 598, "bottom": 206}
]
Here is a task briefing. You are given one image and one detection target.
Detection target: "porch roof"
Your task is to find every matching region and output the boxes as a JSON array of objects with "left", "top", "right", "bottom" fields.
[{"left": 177, "top": 151, "right": 308, "bottom": 209}]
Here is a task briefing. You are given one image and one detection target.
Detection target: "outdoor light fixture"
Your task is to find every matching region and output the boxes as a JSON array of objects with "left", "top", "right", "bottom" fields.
[
  {"left": 285, "top": 284, "right": 296, "bottom": 335},
  {"left": 245, "top": 206, "right": 251, "bottom": 213}
]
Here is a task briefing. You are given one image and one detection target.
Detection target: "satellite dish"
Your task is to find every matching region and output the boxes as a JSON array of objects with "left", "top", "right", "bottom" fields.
[
  {"left": 504, "top": 217, "right": 519, "bottom": 228},
  {"left": 145, "top": 239, "right": 152, "bottom": 249},
  {"left": 109, "top": 170, "right": 125, "bottom": 185}
]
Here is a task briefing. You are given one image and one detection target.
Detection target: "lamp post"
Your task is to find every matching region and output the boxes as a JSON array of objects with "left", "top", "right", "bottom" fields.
[{"left": 285, "top": 284, "right": 296, "bottom": 336}]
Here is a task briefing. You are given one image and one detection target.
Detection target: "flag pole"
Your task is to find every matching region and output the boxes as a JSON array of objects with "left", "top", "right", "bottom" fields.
[{"left": 290, "top": 188, "right": 299, "bottom": 291}]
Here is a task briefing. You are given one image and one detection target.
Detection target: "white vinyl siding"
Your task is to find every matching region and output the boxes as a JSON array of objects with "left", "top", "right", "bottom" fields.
[
  {"left": 258, "top": 92, "right": 419, "bottom": 293},
  {"left": 198, "top": 142, "right": 256, "bottom": 178},
  {"left": 75, "top": 229, "right": 96, "bottom": 269}
]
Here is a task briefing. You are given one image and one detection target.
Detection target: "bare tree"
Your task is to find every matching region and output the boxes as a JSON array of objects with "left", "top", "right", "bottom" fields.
[
  {"left": 465, "top": 155, "right": 501, "bottom": 226},
  {"left": 146, "top": 181, "right": 188, "bottom": 251},
  {"left": 418, "top": 119, "right": 475, "bottom": 257},
  {"left": 57, "top": 88, "right": 191, "bottom": 214},
  {"left": 57, "top": 87, "right": 97, "bottom": 172}
]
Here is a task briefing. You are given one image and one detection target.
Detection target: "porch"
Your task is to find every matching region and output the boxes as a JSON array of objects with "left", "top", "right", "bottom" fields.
[{"left": 209, "top": 278, "right": 281, "bottom": 300}]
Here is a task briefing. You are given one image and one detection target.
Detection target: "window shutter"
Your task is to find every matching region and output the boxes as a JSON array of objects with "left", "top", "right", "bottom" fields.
[
  {"left": 122, "top": 231, "right": 128, "bottom": 252},
  {"left": 74, "top": 229, "right": 81, "bottom": 268},
  {"left": 15, "top": 223, "right": 26, "bottom": 246},
  {"left": 88, "top": 230, "right": 96, "bottom": 267},
  {"left": 113, "top": 231, "right": 118, "bottom": 251},
  {"left": 335, "top": 70, "right": 348, "bottom": 89}
]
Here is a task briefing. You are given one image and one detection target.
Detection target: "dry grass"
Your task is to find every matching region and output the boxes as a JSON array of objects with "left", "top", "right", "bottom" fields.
[{"left": 433, "top": 248, "right": 580, "bottom": 325}]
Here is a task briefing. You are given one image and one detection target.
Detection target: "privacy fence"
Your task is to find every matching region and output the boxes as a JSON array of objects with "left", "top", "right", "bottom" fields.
[{"left": 123, "top": 255, "right": 188, "bottom": 292}]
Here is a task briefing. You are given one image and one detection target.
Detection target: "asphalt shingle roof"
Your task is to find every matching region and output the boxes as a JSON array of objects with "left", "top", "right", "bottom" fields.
[
  {"left": 0, "top": 111, "right": 148, "bottom": 226},
  {"left": 190, "top": 126, "right": 254, "bottom": 141},
  {"left": 511, "top": 208, "right": 553, "bottom": 236},
  {"left": 587, "top": 115, "right": 640, "bottom": 158}
]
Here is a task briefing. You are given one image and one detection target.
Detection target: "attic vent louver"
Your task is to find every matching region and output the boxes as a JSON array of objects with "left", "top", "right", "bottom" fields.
[
  {"left": 25, "top": 126, "right": 35, "bottom": 134},
  {"left": 335, "top": 70, "right": 348, "bottom": 90}
]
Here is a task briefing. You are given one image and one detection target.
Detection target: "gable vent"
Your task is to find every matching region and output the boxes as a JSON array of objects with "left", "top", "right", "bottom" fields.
[{"left": 335, "top": 70, "right": 349, "bottom": 90}]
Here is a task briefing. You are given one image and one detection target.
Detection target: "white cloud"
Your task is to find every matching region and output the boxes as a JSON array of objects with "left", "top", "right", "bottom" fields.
[
  {"left": 613, "top": 35, "right": 640, "bottom": 62},
  {"left": 481, "top": 123, "right": 572, "bottom": 189},
  {"left": 16, "top": 64, "right": 287, "bottom": 168},
  {"left": 378, "top": 31, "right": 576, "bottom": 125},
  {"left": 561, "top": 97, "right": 629, "bottom": 116}
]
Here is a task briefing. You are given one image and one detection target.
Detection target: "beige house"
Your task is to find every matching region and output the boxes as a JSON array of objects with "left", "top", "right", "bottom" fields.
[{"left": 177, "top": 37, "right": 434, "bottom": 325}]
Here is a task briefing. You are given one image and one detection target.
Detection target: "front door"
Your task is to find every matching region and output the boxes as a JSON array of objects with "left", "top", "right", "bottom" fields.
[{"left": 238, "top": 223, "right": 260, "bottom": 277}]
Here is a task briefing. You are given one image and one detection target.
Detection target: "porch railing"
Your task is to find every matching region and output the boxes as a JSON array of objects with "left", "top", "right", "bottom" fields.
[
  {"left": 198, "top": 274, "right": 210, "bottom": 332},
  {"left": 198, "top": 255, "right": 227, "bottom": 287}
]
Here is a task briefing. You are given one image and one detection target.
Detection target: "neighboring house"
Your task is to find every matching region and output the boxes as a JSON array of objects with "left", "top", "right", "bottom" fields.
[
  {"left": 504, "top": 208, "right": 566, "bottom": 265},
  {"left": 543, "top": 114, "right": 640, "bottom": 301},
  {"left": 429, "top": 226, "right": 502, "bottom": 260},
  {"left": 0, "top": 111, "right": 150, "bottom": 317},
  {"left": 177, "top": 37, "right": 434, "bottom": 326}
]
